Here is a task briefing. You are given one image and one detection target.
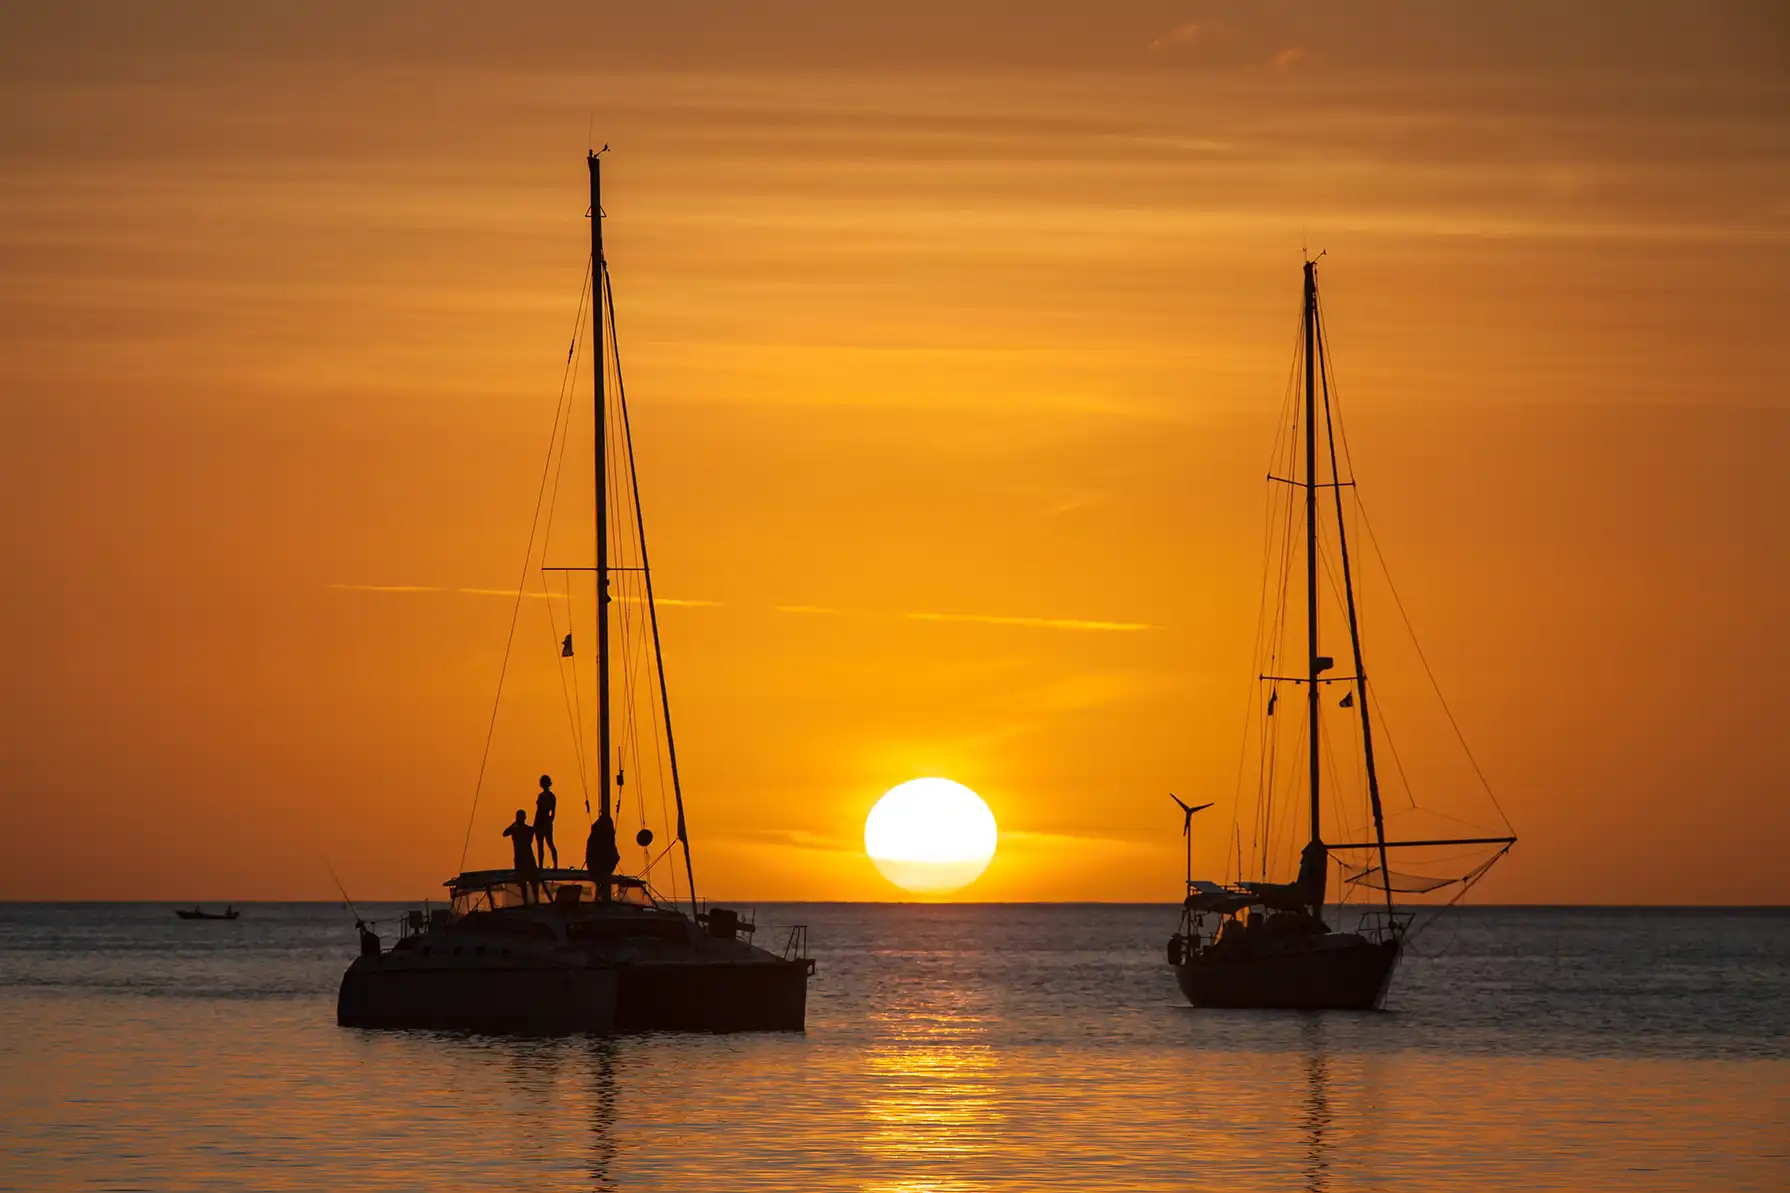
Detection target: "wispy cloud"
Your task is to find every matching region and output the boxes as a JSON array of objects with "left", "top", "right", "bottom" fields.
[
  {"left": 1000, "top": 828, "right": 1154, "bottom": 851},
  {"left": 328, "top": 583, "right": 559, "bottom": 599},
  {"left": 329, "top": 583, "right": 443, "bottom": 594},
  {"left": 904, "top": 611, "right": 1158, "bottom": 633},
  {"left": 328, "top": 584, "right": 719, "bottom": 607},
  {"left": 716, "top": 826, "right": 859, "bottom": 853},
  {"left": 1023, "top": 669, "right": 1173, "bottom": 712},
  {"left": 1150, "top": 21, "right": 1209, "bottom": 52},
  {"left": 333, "top": 587, "right": 1147, "bottom": 629},
  {"left": 462, "top": 586, "right": 560, "bottom": 599},
  {"left": 1272, "top": 46, "right": 1314, "bottom": 70}
]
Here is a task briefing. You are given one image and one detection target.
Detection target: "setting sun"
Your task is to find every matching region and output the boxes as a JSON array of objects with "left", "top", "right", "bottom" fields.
[{"left": 864, "top": 778, "right": 999, "bottom": 894}]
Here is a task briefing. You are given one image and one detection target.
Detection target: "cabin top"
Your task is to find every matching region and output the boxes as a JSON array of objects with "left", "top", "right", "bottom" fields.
[{"left": 444, "top": 869, "right": 658, "bottom": 916}]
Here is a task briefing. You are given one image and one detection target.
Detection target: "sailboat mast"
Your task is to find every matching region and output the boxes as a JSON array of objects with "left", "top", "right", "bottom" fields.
[
  {"left": 590, "top": 151, "right": 612, "bottom": 823},
  {"left": 1303, "top": 262, "right": 1321, "bottom": 856}
]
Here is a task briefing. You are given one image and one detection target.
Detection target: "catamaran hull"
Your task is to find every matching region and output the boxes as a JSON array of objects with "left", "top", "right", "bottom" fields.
[
  {"left": 1174, "top": 938, "right": 1400, "bottom": 1010},
  {"left": 617, "top": 960, "right": 811, "bottom": 1032},
  {"left": 337, "top": 959, "right": 619, "bottom": 1032}
]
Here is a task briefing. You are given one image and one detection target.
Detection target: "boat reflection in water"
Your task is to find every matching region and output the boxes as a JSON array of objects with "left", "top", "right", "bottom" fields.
[
  {"left": 1301, "top": 1018, "right": 1333, "bottom": 1193},
  {"left": 585, "top": 1038, "right": 619, "bottom": 1193}
]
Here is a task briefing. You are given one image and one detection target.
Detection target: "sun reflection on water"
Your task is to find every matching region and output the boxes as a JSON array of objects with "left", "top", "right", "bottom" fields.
[{"left": 860, "top": 996, "right": 1002, "bottom": 1188}]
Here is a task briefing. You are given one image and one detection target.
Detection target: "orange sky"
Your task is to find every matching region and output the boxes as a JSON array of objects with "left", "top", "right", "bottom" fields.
[{"left": 1, "top": 2, "right": 1785, "bottom": 902}]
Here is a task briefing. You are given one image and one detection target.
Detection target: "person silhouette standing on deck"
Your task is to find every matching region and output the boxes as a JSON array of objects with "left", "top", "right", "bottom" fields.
[
  {"left": 586, "top": 806, "right": 620, "bottom": 901},
  {"left": 534, "top": 775, "right": 559, "bottom": 869},
  {"left": 502, "top": 809, "right": 539, "bottom": 903}
]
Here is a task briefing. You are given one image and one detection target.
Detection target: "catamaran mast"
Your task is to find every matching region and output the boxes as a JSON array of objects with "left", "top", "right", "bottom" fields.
[
  {"left": 1303, "top": 262, "right": 1322, "bottom": 886},
  {"left": 590, "top": 151, "right": 612, "bottom": 823}
]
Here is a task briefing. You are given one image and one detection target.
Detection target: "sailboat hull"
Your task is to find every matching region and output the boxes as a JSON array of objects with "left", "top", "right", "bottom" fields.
[{"left": 1174, "top": 935, "right": 1399, "bottom": 1011}]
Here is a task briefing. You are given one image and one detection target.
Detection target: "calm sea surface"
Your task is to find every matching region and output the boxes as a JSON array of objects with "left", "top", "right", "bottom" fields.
[{"left": 0, "top": 903, "right": 1785, "bottom": 1192}]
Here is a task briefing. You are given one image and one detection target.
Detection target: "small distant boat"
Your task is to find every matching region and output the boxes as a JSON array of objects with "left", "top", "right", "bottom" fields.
[{"left": 175, "top": 906, "right": 239, "bottom": 921}]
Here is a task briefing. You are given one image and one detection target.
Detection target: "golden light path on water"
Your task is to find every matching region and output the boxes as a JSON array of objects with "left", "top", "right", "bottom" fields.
[{"left": 864, "top": 779, "right": 1000, "bottom": 894}]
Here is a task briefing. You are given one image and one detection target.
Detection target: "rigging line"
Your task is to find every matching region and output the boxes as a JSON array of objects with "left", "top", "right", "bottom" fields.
[
  {"left": 1269, "top": 463, "right": 1302, "bottom": 662},
  {"left": 1278, "top": 714, "right": 1309, "bottom": 867},
  {"left": 563, "top": 568, "right": 594, "bottom": 816},
  {"left": 541, "top": 261, "right": 592, "bottom": 566},
  {"left": 634, "top": 546, "right": 678, "bottom": 898},
  {"left": 1313, "top": 289, "right": 1359, "bottom": 484},
  {"left": 1315, "top": 287, "right": 1511, "bottom": 836},
  {"left": 644, "top": 645, "right": 678, "bottom": 900},
  {"left": 555, "top": 407, "right": 595, "bottom": 815},
  {"left": 1264, "top": 711, "right": 1308, "bottom": 880},
  {"left": 543, "top": 488, "right": 592, "bottom": 814},
  {"left": 544, "top": 293, "right": 595, "bottom": 814},
  {"left": 1262, "top": 494, "right": 1299, "bottom": 877},
  {"left": 1318, "top": 708, "right": 1350, "bottom": 845},
  {"left": 1265, "top": 297, "right": 1307, "bottom": 482},
  {"left": 1315, "top": 535, "right": 1353, "bottom": 634},
  {"left": 1339, "top": 655, "right": 1367, "bottom": 815},
  {"left": 1325, "top": 700, "right": 1364, "bottom": 850},
  {"left": 606, "top": 369, "right": 635, "bottom": 826},
  {"left": 618, "top": 577, "right": 650, "bottom": 848},
  {"left": 1228, "top": 395, "right": 1293, "bottom": 885},
  {"left": 1404, "top": 844, "right": 1512, "bottom": 947},
  {"left": 1257, "top": 419, "right": 1304, "bottom": 880},
  {"left": 1264, "top": 304, "right": 1304, "bottom": 673},
  {"left": 1251, "top": 699, "right": 1270, "bottom": 882},
  {"left": 598, "top": 288, "right": 659, "bottom": 883},
  {"left": 1396, "top": 801, "right": 1502, "bottom": 839},
  {"left": 1353, "top": 494, "right": 1514, "bottom": 833},
  {"left": 607, "top": 262, "right": 698, "bottom": 913},
  {"left": 641, "top": 837, "right": 682, "bottom": 874},
  {"left": 1263, "top": 486, "right": 1298, "bottom": 702},
  {"left": 609, "top": 464, "right": 658, "bottom": 882},
  {"left": 1257, "top": 680, "right": 1277, "bottom": 880},
  {"left": 1379, "top": 845, "right": 1492, "bottom": 867},
  {"left": 602, "top": 317, "right": 636, "bottom": 822},
  {"left": 1258, "top": 490, "right": 1299, "bottom": 866},
  {"left": 1368, "top": 688, "right": 1419, "bottom": 811},
  {"left": 459, "top": 255, "right": 595, "bottom": 871}
]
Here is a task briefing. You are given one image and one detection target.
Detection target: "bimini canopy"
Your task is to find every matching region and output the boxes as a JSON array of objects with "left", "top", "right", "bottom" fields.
[
  {"left": 1184, "top": 880, "right": 1255, "bottom": 914},
  {"left": 447, "top": 867, "right": 647, "bottom": 894}
]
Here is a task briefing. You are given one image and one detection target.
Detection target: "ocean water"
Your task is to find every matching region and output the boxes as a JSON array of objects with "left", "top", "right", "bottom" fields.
[{"left": 0, "top": 904, "right": 1785, "bottom": 1192}]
